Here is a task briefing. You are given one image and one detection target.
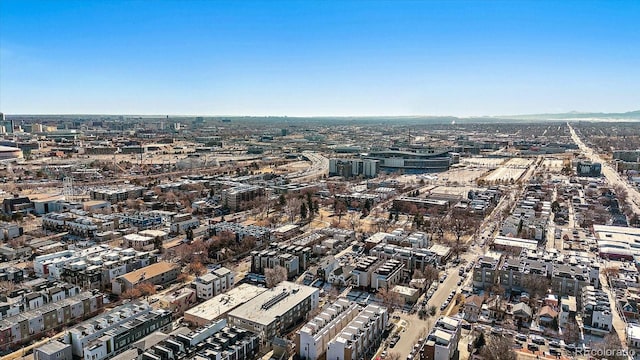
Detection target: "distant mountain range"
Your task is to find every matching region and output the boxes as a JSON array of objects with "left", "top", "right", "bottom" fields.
[
  {"left": 492, "top": 110, "right": 640, "bottom": 121},
  {"left": 5, "top": 110, "right": 640, "bottom": 124}
]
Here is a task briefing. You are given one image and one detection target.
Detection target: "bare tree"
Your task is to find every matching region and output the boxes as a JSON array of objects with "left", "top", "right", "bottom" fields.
[
  {"left": 121, "top": 288, "right": 142, "bottom": 300},
  {"left": 521, "top": 274, "right": 551, "bottom": 309},
  {"left": 562, "top": 319, "right": 581, "bottom": 345},
  {"left": 334, "top": 200, "right": 347, "bottom": 225},
  {"left": 446, "top": 209, "right": 477, "bottom": 258},
  {"left": 186, "top": 261, "right": 206, "bottom": 276},
  {"left": 415, "top": 265, "right": 439, "bottom": 286},
  {"left": 479, "top": 335, "right": 517, "bottom": 360},
  {"left": 0, "top": 281, "right": 17, "bottom": 296},
  {"left": 593, "top": 333, "right": 627, "bottom": 360},
  {"left": 265, "top": 266, "right": 288, "bottom": 288},
  {"left": 135, "top": 282, "right": 157, "bottom": 297},
  {"left": 376, "top": 287, "right": 403, "bottom": 310},
  {"left": 386, "top": 352, "right": 401, "bottom": 360},
  {"left": 348, "top": 212, "right": 360, "bottom": 232}
]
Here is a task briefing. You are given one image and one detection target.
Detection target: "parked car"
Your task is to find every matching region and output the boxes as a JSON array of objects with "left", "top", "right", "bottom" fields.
[
  {"left": 515, "top": 334, "right": 527, "bottom": 342},
  {"left": 532, "top": 337, "right": 546, "bottom": 345}
]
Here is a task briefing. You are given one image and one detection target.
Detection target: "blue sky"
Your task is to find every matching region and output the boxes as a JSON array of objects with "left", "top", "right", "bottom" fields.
[{"left": 1, "top": 0, "right": 638, "bottom": 116}]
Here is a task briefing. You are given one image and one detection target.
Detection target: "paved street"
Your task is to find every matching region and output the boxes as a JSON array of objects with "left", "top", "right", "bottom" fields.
[{"left": 569, "top": 123, "right": 640, "bottom": 216}]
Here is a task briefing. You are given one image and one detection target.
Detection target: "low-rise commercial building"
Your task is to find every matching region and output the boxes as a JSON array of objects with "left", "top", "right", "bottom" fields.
[
  {"left": 228, "top": 281, "right": 319, "bottom": 344},
  {"left": 185, "top": 284, "right": 267, "bottom": 327}
]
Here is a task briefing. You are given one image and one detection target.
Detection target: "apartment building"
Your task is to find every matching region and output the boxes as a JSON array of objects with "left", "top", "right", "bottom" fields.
[
  {"left": 140, "top": 319, "right": 260, "bottom": 360},
  {"left": 499, "top": 257, "right": 548, "bottom": 293},
  {"left": 370, "top": 243, "right": 437, "bottom": 274},
  {"left": 0, "top": 221, "right": 21, "bottom": 240},
  {"left": 34, "top": 246, "right": 157, "bottom": 290},
  {"left": 551, "top": 263, "right": 593, "bottom": 298},
  {"left": 117, "top": 212, "right": 164, "bottom": 230},
  {"left": 0, "top": 281, "right": 81, "bottom": 320},
  {"left": 296, "top": 298, "right": 361, "bottom": 360},
  {"left": 89, "top": 185, "right": 145, "bottom": 203},
  {"left": 123, "top": 233, "right": 155, "bottom": 251},
  {"left": 581, "top": 286, "right": 613, "bottom": 335},
  {"left": 221, "top": 185, "right": 265, "bottom": 211},
  {"left": 42, "top": 211, "right": 116, "bottom": 239},
  {"left": 228, "top": 282, "right": 319, "bottom": 344},
  {"left": 193, "top": 266, "right": 235, "bottom": 300},
  {"left": 326, "top": 304, "right": 388, "bottom": 360},
  {"left": 329, "top": 158, "right": 379, "bottom": 178},
  {"left": 351, "top": 256, "right": 383, "bottom": 289},
  {"left": 472, "top": 252, "right": 502, "bottom": 289},
  {"left": 0, "top": 291, "right": 103, "bottom": 352},
  {"left": 371, "top": 259, "right": 404, "bottom": 290},
  {"left": 169, "top": 213, "right": 200, "bottom": 234},
  {"left": 112, "top": 261, "right": 179, "bottom": 295},
  {"left": 210, "top": 221, "right": 272, "bottom": 244},
  {"left": 63, "top": 301, "right": 171, "bottom": 360},
  {"left": 420, "top": 316, "right": 462, "bottom": 360},
  {"left": 34, "top": 341, "right": 72, "bottom": 360},
  {"left": 251, "top": 244, "right": 311, "bottom": 278}
]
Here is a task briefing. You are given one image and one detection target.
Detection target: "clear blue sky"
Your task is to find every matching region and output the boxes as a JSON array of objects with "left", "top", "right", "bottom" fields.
[{"left": 1, "top": 0, "right": 638, "bottom": 116}]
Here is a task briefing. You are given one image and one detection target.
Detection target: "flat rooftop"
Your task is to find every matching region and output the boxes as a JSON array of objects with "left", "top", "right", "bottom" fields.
[
  {"left": 185, "top": 283, "right": 267, "bottom": 322},
  {"left": 228, "top": 281, "right": 318, "bottom": 326}
]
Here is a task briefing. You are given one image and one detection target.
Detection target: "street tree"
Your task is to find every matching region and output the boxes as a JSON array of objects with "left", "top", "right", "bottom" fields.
[
  {"left": 593, "top": 333, "right": 627, "bottom": 360},
  {"left": 562, "top": 319, "right": 581, "bottom": 345},
  {"left": 121, "top": 288, "right": 142, "bottom": 300},
  {"left": 265, "top": 266, "right": 288, "bottom": 288},
  {"left": 479, "top": 335, "right": 517, "bottom": 360}
]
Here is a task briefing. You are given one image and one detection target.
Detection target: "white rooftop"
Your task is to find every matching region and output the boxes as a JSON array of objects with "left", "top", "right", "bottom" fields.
[
  {"left": 228, "top": 281, "right": 318, "bottom": 326},
  {"left": 185, "top": 284, "right": 266, "bottom": 322}
]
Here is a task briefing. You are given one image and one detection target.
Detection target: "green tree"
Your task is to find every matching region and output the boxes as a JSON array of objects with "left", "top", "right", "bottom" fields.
[{"left": 300, "top": 203, "right": 308, "bottom": 219}]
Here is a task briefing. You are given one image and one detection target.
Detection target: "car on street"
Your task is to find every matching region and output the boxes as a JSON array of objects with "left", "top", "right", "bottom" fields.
[
  {"left": 527, "top": 343, "right": 539, "bottom": 352},
  {"left": 531, "top": 336, "right": 546, "bottom": 345}
]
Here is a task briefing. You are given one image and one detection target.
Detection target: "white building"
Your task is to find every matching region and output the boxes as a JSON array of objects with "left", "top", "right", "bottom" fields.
[
  {"left": 420, "top": 316, "right": 462, "bottom": 360},
  {"left": 627, "top": 323, "right": 640, "bottom": 349},
  {"left": 63, "top": 302, "right": 170, "bottom": 360},
  {"left": 326, "top": 304, "right": 388, "bottom": 360},
  {"left": 351, "top": 256, "right": 383, "bottom": 289},
  {"left": 169, "top": 214, "right": 199, "bottom": 234},
  {"left": 296, "top": 298, "right": 361, "bottom": 360},
  {"left": 185, "top": 284, "right": 267, "bottom": 327},
  {"left": 193, "top": 267, "right": 235, "bottom": 300},
  {"left": 371, "top": 259, "right": 404, "bottom": 290}
]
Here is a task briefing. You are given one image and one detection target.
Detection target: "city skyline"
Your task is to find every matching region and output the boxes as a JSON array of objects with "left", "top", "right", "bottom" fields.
[{"left": 1, "top": 0, "right": 639, "bottom": 116}]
